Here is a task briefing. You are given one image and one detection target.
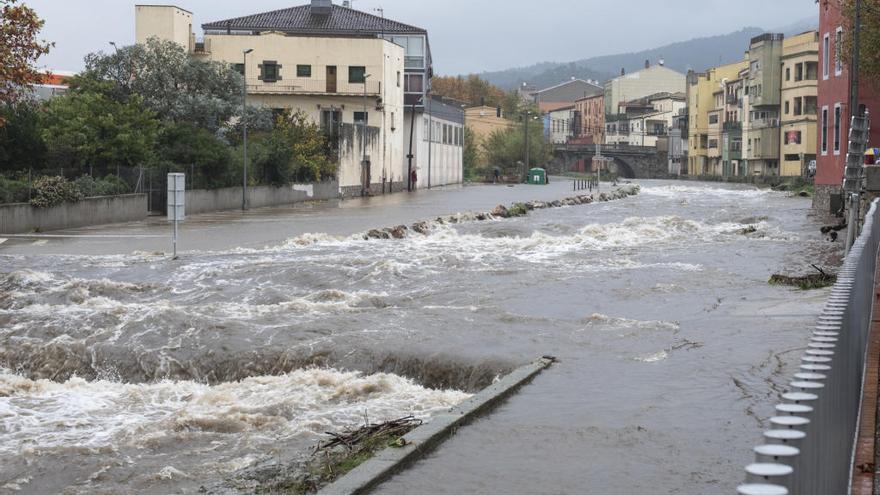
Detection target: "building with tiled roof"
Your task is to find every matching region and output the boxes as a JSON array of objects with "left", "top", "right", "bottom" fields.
[{"left": 136, "top": 1, "right": 461, "bottom": 195}]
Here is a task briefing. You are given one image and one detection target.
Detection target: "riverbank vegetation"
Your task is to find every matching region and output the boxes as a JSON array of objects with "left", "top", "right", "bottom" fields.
[
  {"left": 0, "top": 32, "right": 335, "bottom": 205},
  {"left": 770, "top": 265, "right": 837, "bottom": 290}
]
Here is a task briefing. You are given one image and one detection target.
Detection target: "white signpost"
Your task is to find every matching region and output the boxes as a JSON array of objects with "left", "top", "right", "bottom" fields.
[{"left": 167, "top": 173, "right": 185, "bottom": 259}]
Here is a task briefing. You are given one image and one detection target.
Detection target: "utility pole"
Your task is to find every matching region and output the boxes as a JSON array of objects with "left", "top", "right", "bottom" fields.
[
  {"left": 406, "top": 97, "right": 419, "bottom": 191},
  {"left": 362, "top": 74, "right": 372, "bottom": 196},
  {"left": 242, "top": 49, "right": 253, "bottom": 211},
  {"left": 427, "top": 92, "right": 433, "bottom": 189},
  {"left": 524, "top": 110, "right": 531, "bottom": 183}
]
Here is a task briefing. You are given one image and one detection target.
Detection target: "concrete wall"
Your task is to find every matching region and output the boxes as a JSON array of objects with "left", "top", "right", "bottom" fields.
[
  {"left": 135, "top": 5, "right": 193, "bottom": 49},
  {"left": 186, "top": 182, "right": 339, "bottom": 215},
  {"left": 0, "top": 194, "right": 148, "bottom": 234}
]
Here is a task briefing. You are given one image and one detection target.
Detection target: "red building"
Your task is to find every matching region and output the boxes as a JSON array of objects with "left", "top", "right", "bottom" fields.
[{"left": 815, "top": 0, "right": 880, "bottom": 213}]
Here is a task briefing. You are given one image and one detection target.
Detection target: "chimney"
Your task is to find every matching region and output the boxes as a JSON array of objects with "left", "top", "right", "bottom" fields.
[
  {"left": 645, "top": 59, "right": 650, "bottom": 69},
  {"left": 311, "top": 0, "right": 332, "bottom": 16}
]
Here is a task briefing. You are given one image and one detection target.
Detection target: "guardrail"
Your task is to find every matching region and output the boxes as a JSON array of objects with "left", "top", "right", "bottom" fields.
[{"left": 737, "top": 199, "right": 880, "bottom": 495}]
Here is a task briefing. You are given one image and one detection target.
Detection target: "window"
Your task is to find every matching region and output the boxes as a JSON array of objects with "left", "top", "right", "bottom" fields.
[
  {"left": 709, "top": 114, "right": 719, "bottom": 124},
  {"left": 297, "top": 65, "right": 311, "bottom": 77},
  {"left": 834, "top": 104, "right": 842, "bottom": 154},
  {"left": 795, "top": 63, "right": 803, "bottom": 82},
  {"left": 709, "top": 139, "right": 718, "bottom": 149},
  {"left": 821, "top": 106, "right": 829, "bottom": 154},
  {"left": 835, "top": 27, "right": 844, "bottom": 75},
  {"left": 404, "top": 74, "right": 424, "bottom": 93},
  {"left": 354, "top": 111, "right": 368, "bottom": 125},
  {"left": 784, "top": 131, "right": 802, "bottom": 145},
  {"left": 349, "top": 66, "right": 366, "bottom": 83},
  {"left": 794, "top": 97, "right": 802, "bottom": 116},
  {"left": 804, "top": 96, "right": 818, "bottom": 115},
  {"left": 232, "top": 63, "right": 245, "bottom": 76},
  {"left": 823, "top": 33, "right": 830, "bottom": 79},
  {"left": 259, "top": 61, "right": 281, "bottom": 83},
  {"left": 784, "top": 101, "right": 790, "bottom": 114},
  {"left": 391, "top": 112, "right": 396, "bottom": 131},
  {"left": 785, "top": 67, "right": 790, "bottom": 81},
  {"left": 397, "top": 71, "right": 401, "bottom": 87}
]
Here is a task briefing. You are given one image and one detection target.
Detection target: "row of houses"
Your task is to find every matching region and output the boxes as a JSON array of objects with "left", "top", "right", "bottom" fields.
[
  {"left": 683, "top": 32, "right": 819, "bottom": 179},
  {"left": 136, "top": 1, "right": 463, "bottom": 196}
]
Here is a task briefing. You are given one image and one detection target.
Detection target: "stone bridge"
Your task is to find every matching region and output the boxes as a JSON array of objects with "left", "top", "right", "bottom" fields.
[{"left": 552, "top": 143, "right": 669, "bottom": 179}]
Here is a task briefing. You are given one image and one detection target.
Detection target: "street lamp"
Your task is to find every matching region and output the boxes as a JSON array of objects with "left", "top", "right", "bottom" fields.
[
  {"left": 242, "top": 48, "right": 253, "bottom": 211},
  {"left": 361, "top": 73, "right": 372, "bottom": 196}
]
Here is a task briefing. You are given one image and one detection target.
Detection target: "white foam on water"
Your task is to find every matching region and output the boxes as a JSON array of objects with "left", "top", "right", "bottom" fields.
[
  {"left": 582, "top": 313, "right": 680, "bottom": 333},
  {"left": 0, "top": 368, "right": 470, "bottom": 460},
  {"left": 634, "top": 350, "right": 669, "bottom": 363},
  {"left": 640, "top": 184, "right": 778, "bottom": 199}
]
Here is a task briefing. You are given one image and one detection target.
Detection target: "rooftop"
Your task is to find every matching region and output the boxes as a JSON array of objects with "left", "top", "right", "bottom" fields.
[{"left": 203, "top": 3, "right": 426, "bottom": 36}]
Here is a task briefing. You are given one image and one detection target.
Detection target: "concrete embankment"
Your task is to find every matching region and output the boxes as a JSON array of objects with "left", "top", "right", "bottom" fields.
[
  {"left": 318, "top": 357, "right": 556, "bottom": 495},
  {"left": 0, "top": 194, "right": 148, "bottom": 234}
]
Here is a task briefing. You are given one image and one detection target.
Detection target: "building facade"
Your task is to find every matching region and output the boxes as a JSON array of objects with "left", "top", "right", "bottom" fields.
[
  {"left": 532, "top": 79, "right": 603, "bottom": 114},
  {"left": 546, "top": 105, "right": 576, "bottom": 144},
  {"left": 780, "top": 31, "right": 819, "bottom": 177},
  {"left": 574, "top": 92, "right": 605, "bottom": 144},
  {"left": 137, "top": 1, "right": 461, "bottom": 195},
  {"left": 742, "top": 33, "right": 785, "bottom": 176},
  {"left": 605, "top": 62, "right": 686, "bottom": 117},
  {"left": 687, "top": 61, "right": 749, "bottom": 176},
  {"left": 815, "top": 0, "right": 880, "bottom": 213}
]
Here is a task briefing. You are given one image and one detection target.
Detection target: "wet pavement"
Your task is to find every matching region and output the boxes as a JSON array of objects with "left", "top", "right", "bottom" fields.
[{"left": 0, "top": 180, "right": 835, "bottom": 494}]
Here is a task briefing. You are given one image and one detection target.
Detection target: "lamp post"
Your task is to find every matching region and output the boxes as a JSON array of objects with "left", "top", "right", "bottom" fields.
[
  {"left": 362, "top": 73, "right": 372, "bottom": 196},
  {"left": 242, "top": 49, "right": 253, "bottom": 211}
]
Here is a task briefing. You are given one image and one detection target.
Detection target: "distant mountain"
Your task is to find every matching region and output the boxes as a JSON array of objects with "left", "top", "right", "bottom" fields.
[
  {"left": 476, "top": 26, "right": 771, "bottom": 91},
  {"left": 773, "top": 16, "right": 819, "bottom": 37}
]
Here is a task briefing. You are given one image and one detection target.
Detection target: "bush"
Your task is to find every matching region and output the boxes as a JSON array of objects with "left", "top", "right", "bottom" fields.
[
  {"left": 74, "top": 174, "right": 131, "bottom": 197},
  {"left": 0, "top": 175, "right": 30, "bottom": 204},
  {"left": 29, "top": 176, "right": 83, "bottom": 208}
]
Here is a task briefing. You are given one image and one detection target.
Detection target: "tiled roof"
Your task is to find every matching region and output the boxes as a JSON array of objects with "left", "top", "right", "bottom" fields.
[{"left": 203, "top": 4, "right": 426, "bottom": 35}]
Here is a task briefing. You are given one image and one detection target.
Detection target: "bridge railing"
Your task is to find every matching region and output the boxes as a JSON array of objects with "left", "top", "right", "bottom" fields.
[{"left": 737, "top": 199, "right": 880, "bottom": 495}]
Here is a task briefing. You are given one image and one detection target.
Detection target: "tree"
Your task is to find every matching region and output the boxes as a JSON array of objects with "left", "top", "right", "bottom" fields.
[
  {"left": 73, "top": 38, "right": 244, "bottom": 131},
  {"left": 842, "top": 0, "right": 880, "bottom": 81},
  {"left": 432, "top": 75, "right": 508, "bottom": 108},
  {"left": 462, "top": 127, "right": 481, "bottom": 180},
  {"left": 0, "top": 101, "right": 46, "bottom": 172},
  {"left": 482, "top": 119, "right": 551, "bottom": 176},
  {"left": 0, "top": 0, "right": 52, "bottom": 106},
  {"left": 157, "top": 122, "right": 235, "bottom": 189},
  {"left": 250, "top": 110, "right": 334, "bottom": 185},
  {"left": 42, "top": 92, "right": 160, "bottom": 175}
]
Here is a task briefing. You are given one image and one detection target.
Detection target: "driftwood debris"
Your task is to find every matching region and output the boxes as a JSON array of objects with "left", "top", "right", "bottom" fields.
[
  {"left": 769, "top": 264, "right": 837, "bottom": 290},
  {"left": 315, "top": 416, "right": 423, "bottom": 454}
]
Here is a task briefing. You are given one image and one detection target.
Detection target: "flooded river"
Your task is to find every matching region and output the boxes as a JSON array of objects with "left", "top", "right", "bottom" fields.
[{"left": 0, "top": 181, "right": 832, "bottom": 494}]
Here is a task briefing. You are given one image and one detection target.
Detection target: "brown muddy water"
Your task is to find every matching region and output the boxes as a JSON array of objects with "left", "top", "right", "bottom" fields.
[{"left": 0, "top": 181, "right": 832, "bottom": 494}]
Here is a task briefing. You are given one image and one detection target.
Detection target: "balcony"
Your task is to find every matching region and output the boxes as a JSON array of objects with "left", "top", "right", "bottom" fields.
[
  {"left": 246, "top": 79, "right": 381, "bottom": 96},
  {"left": 726, "top": 94, "right": 738, "bottom": 105},
  {"left": 723, "top": 121, "right": 742, "bottom": 131}
]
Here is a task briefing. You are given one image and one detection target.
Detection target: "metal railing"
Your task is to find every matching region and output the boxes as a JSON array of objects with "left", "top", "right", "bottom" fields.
[
  {"left": 737, "top": 199, "right": 880, "bottom": 495},
  {"left": 245, "top": 79, "right": 381, "bottom": 96}
]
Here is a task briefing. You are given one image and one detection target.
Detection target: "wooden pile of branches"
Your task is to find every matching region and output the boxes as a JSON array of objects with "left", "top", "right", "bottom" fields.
[
  {"left": 315, "top": 416, "right": 422, "bottom": 454},
  {"left": 770, "top": 264, "right": 837, "bottom": 290}
]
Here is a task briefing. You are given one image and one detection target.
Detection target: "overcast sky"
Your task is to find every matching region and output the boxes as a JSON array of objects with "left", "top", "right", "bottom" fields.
[{"left": 27, "top": 0, "right": 816, "bottom": 75}]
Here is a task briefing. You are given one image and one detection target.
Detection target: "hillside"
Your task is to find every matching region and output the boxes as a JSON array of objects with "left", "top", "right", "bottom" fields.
[{"left": 475, "top": 17, "right": 818, "bottom": 90}]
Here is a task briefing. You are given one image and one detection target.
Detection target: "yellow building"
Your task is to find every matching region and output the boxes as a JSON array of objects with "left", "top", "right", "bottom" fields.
[
  {"left": 688, "top": 60, "right": 748, "bottom": 175},
  {"left": 780, "top": 31, "right": 819, "bottom": 176},
  {"left": 464, "top": 106, "right": 515, "bottom": 165}
]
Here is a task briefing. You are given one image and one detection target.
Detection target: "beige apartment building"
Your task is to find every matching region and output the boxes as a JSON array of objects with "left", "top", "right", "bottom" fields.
[
  {"left": 135, "top": 1, "right": 460, "bottom": 195},
  {"left": 780, "top": 31, "right": 819, "bottom": 177},
  {"left": 605, "top": 61, "right": 686, "bottom": 117},
  {"left": 464, "top": 105, "right": 515, "bottom": 166},
  {"left": 687, "top": 60, "right": 749, "bottom": 175}
]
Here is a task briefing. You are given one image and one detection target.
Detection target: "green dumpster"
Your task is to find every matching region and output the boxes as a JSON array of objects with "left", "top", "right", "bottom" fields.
[{"left": 527, "top": 168, "right": 547, "bottom": 185}]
